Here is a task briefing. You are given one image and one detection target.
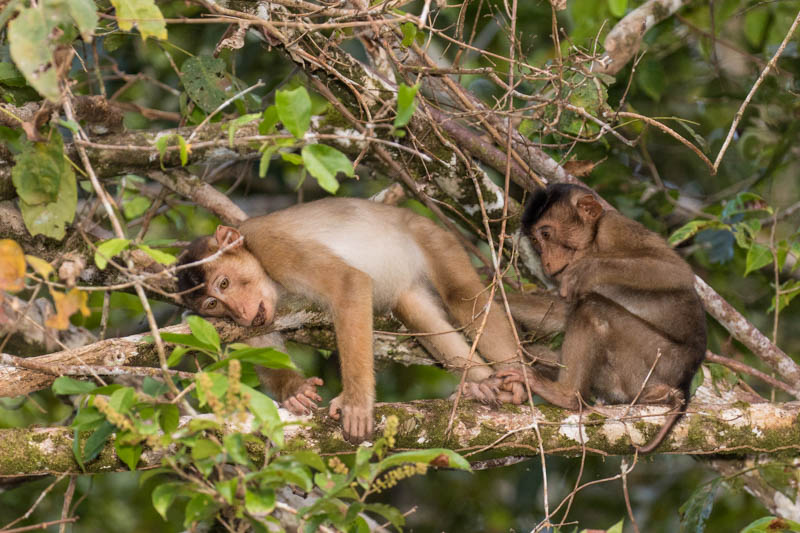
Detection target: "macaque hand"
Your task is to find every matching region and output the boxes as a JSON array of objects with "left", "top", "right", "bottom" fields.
[
  {"left": 282, "top": 377, "right": 324, "bottom": 415},
  {"left": 495, "top": 367, "right": 538, "bottom": 405},
  {"left": 558, "top": 261, "right": 591, "bottom": 301},
  {"left": 329, "top": 394, "right": 374, "bottom": 444},
  {"left": 453, "top": 375, "right": 529, "bottom": 405}
]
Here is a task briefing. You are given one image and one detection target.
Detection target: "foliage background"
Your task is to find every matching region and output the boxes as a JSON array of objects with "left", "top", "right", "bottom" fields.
[{"left": 1, "top": 0, "right": 800, "bottom": 531}]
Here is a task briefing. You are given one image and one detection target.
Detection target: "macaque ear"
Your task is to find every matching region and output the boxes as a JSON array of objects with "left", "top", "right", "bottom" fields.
[
  {"left": 575, "top": 194, "right": 603, "bottom": 222},
  {"left": 215, "top": 225, "right": 243, "bottom": 250}
]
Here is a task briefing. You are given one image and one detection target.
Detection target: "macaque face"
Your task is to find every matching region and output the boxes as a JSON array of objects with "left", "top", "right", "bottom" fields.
[
  {"left": 177, "top": 226, "right": 279, "bottom": 327},
  {"left": 523, "top": 186, "right": 604, "bottom": 280},
  {"left": 197, "top": 249, "right": 278, "bottom": 327}
]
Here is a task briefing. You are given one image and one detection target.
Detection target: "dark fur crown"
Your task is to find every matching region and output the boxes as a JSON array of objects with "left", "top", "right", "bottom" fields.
[
  {"left": 176, "top": 237, "right": 213, "bottom": 305},
  {"left": 521, "top": 183, "right": 594, "bottom": 233}
]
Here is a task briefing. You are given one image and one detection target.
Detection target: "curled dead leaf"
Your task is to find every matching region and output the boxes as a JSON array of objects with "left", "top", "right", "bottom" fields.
[
  {"left": 0, "top": 240, "right": 26, "bottom": 292},
  {"left": 46, "top": 288, "right": 90, "bottom": 330}
]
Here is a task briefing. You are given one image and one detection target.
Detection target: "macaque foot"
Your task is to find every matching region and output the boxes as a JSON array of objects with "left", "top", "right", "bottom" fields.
[
  {"left": 495, "top": 367, "right": 540, "bottom": 405},
  {"left": 282, "top": 377, "right": 324, "bottom": 415},
  {"left": 452, "top": 377, "right": 504, "bottom": 405},
  {"left": 329, "top": 394, "right": 374, "bottom": 444}
]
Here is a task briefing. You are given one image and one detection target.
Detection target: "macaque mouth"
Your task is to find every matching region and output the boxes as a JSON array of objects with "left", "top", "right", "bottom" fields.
[
  {"left": 251, "top": 302, "right": 267, "bottom": 327},
  {"left": 550, "top": 265, "right": 568, "bottom": 278}
]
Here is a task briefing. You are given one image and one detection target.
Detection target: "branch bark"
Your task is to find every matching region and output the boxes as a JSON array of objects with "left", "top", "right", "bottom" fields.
[{"left": 2, "top": 398, "right": 800, "bottom": 477}]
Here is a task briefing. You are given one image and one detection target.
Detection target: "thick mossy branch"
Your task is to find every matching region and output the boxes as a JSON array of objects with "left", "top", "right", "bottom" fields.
[{"left": 2, "top": 400, "right": 799, "bottom": 477}]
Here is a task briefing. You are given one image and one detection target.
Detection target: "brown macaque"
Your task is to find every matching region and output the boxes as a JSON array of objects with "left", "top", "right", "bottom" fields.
[
  {"left": 177, "top": 197, "right": 524, "bottom": 443},
  {"left": 501, "top": 184, "right": 706, "bottom": 453}
]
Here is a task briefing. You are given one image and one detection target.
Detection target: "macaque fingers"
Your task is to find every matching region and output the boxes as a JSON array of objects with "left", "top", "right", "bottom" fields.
[{"left": 328, "top": 394, "right": 373, "bottom": 444}]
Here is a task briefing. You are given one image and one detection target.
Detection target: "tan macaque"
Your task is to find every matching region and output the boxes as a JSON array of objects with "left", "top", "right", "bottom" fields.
[
  {"left": 177, "top": 198, "right": 524, "bottom": 443},
  {"left": 501, "top": 184, "right": 706, "bottom": 453}
]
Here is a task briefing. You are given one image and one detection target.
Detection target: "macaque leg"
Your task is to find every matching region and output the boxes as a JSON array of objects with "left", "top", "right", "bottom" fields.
[
  {"left": 393, "top": 287, "right": 503, "bottom": 405},
  {"left": 326, "top": 269, "right": 376, "bottom": 444},
  {"left": 250, "top": 333, "right": 324, "bottom": 415},
  {"left": 416, "top": 223, "right": 528, "bottom": 404},
  {"left": 499, "top": 302, "right": 598, "bottom": 410}
]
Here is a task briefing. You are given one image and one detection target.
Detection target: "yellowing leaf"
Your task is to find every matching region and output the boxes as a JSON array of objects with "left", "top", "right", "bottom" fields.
[
  {"left": 46, "top": 288, "right": 90, "bottom": 330},
  {"left": 0, "top": 240, "right": 26, "bottom": 292},
  {"left": 25, "top": 255, "right": 54, "bottom": 279},
  {"left": 110, "top": 0, "right": 167, "bottom": 41}
]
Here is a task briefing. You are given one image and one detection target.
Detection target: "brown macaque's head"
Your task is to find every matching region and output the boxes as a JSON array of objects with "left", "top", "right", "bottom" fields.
[
  {"left": 521, "top": 184, "right": 604, "bottom": 278},
  {"left": 177, "top": 226, "right": 278, "bottom": 327}
]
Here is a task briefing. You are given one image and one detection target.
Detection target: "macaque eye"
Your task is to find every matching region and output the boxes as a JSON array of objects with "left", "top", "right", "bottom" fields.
[
  {"left": 205, "top": 298, "right": 218, "bottom": 310},
  {"left": 220, "top": 277, "right": 229, "bottom": 290},
  {"left": 539, "top": 227, "right": 552, "bottom": 240}
]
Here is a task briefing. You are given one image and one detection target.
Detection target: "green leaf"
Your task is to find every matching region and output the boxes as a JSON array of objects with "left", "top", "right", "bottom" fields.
[
  {"left": 245, "top": 488, "right": 276, "bottom": 515},
  {"left": 0, "top": 62, "right": 27, "bottom": 87},
  {"left": 744, "top": 9, "right": 769, "bottom": 49},
  {"left": 741, "top": 516, "right": 800, "bottom": 533},
  {"left": 637, "top": 60, "right": 666, "bottom": 102},
  {"left": 8, "top": 6, "right": 60, "bottom": 102},
  {"left": 216, "top": 478, "right": 238, "bottom": 504},
  {"left": 53, "top": 376, "right": 97, "bottom": 395},
  {"left": 158, "top": 404, "right": 180, "bottom": 433},
  {"left": 187, "top": 315, "right": 221, "bottom": 353},
  {"left": 258, "top": 145, "right": 277, "bottom": 178},
  {"left": 227, "top": 113, "right": 260, "bottom": 147},
  {"left": 668, "top": 220, "right": 717, "bottom": 246},
  {"left": 223, "top": 433, "right": 250, "bottom": 465},
  {"left": 137, "top": 244, "right": 177, "bottom": 265},
  {"left": 159, "top": 332, "right": 217, "bottom": 353},
  {"left": 364, "top": 503, "right": 405, "bottom": 529},
  {"left": 11, "top": 133, "right": 77, "bottom": 239},
  {"left": 142, "top": 377, "right": 168, "bottom": 397},
  {"left": 115, "top": 441, "right": 142, "bottom": 471},
  {"left": 122, "top": 195, "right": 151, "bottom": 220},
  {"left": 744, "top": 243, "right": 773, "bottom": 276},
  {"left": 276, "top": 86, "right": 312, "bottom": 138},
  {"left": 401, "top": 22, "right": 417, "bottom": 47},
  {"left": 71, "top": 406, "right": 105, "bottom": 431},
  {"left": 181, "top": 56, "right": 227, "bottom": 113},
  {"left": 67, "top": 0, "right": 99, "bottom": 42},
  {"left": 394, "top": 82, "right": 420, "bottom": 129},
  {"left": 177, "top": 135, "right": 188, "bottom": 166},
  {"left": 281, "top": 152, "right": 303, "bottom": 165},
  {"left": 301, "top": 144, "right": 354, "bottom": 194},
  {"left": 94, "top": 238, "right": 130, "bottom": 270},
  {"left": 608, "top": 0, "right": 627, "bottom": 17},
  {"left": 191, "top": 438, "right": 222, "bottom": 461},
  {"left": 83, "top": 421, "right": 114, "bottom": 463},
  {"left": 109, "top": 387, "right": 136, "bottom": 414},
  {"left": 679, "top": 478, "right": 722, "bottom": 533},
  {"left": 206, "top": 347, "right": 296, "bottom": 372},
  {"left": 378, "top": 449, "right": 470, "bottom": 471},
  {"left": 152, "top": 482, "right": 181, "bottom": 521},
  {"left": 184, "top": 493, "right": 217, "bottom": 526},
  {"left": 259, "top": 106, "right": 279, "bottom": 135},
  {"left": 241, "top": 384, "right": 283, "bottom": 447},
  {"left": 110, "top": 0, "right": 167, "bottom": 40},
  {"left": 606, "top": 518, "right": 624, "bottom": 533},
  {"left": 291, "top": 451, "right": 328, "bottom": 473},
  {"left": 167, "top": 346, "right": 190, "bottom": 367}
]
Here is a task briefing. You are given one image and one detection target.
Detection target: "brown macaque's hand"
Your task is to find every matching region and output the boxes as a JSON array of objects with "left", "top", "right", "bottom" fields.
[
  {"left": 282, "top": 377, "right": 324, "bottom": 415},
  {"left": 558, "top": 261, "right": 591, "bottom": 301},
  {"left": 452, "top": 376, "right": 504, "bottom": 405},
  {"left": 328, "top": 394, "right": 374, "bottom": 444},
  {"left": 496, "top": 367, "right": 539, "bottom": 404}
]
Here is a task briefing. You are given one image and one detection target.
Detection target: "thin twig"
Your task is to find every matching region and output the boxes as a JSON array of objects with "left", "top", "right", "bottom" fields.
[{"left": 712, "top": 8, "right": 800, "bottom": 171}]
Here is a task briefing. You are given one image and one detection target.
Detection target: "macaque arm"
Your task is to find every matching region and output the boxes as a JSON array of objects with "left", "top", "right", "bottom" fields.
[
  {"left": 566, "top": 254, "right": 693, "bottom": 292},
  {"left": 505, "top": 292, "right": 568, "bottom": 335}
]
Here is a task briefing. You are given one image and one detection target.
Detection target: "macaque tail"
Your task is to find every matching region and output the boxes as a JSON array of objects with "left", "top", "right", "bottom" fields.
[{"left": 635, "top": 398, "right": 687, "bottom": 454}]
